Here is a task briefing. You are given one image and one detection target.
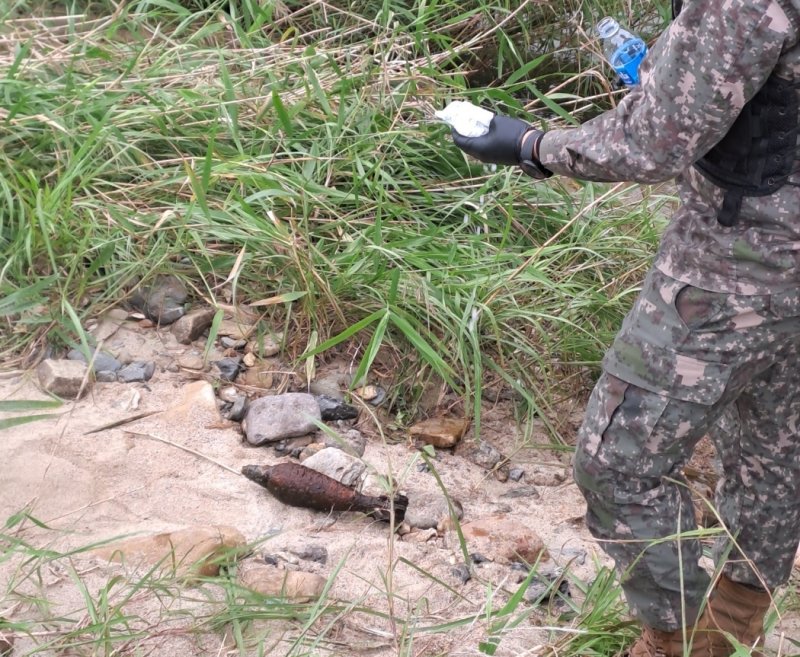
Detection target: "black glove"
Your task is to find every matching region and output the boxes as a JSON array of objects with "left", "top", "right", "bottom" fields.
[{"left": 451, "top": 114, "right": 552, "bottom": 179}]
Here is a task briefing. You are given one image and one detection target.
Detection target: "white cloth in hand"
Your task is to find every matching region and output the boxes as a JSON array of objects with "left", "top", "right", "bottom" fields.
[{"left": 435, "top": 101, "right": 494, "bottom": 138}]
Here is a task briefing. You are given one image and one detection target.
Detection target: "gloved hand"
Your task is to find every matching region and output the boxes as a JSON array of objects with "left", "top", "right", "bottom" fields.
[
  {"left": 451, "top": 114, "right": 552, "bottom": 179},
  {"left": 451, "top": 114, "right": 530, "bottom": 165}
]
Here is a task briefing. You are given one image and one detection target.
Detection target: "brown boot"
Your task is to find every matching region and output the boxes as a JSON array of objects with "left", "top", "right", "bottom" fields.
[
  {"left": 628, "top": 623, "right": 711, "bottom": 657},
  {"left": 705, "top": 575, "right": 771, "bottom": 657}
]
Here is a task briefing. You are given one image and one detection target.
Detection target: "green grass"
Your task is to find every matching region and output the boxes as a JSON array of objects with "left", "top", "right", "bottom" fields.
[
  {"left": 3, "top": 5, "right": 798, "bottom": 656},
  {"left": 0, "top": 3, "right": 673, "bottom": 648},
  {"left": 0, "top": 0, "right": 671, "bottom": 442},
  {"left": 0, "top": 508, "right": 641, "bottom": 657}
]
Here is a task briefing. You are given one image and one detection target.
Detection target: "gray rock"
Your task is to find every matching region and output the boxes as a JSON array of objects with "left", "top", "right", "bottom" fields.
[
  {"left": 315, "top": 395, "right": 359, "bottom": 421},
  {"left": 171, "top": 308, "right": 215, "bottom": 344},
  {"left": 96, "top": 371, "right": 118, "bottom": 383},
  {"left": 509, "top": 467, "right": 525, "bottom": 482},
  {"left": 221, "top": 336, "right": 247, "bottom": 349},
  {"left": 117, "top": 361, "right": 155, "bottom": 383},
  {"left": 37, "top": 359, "right": 89, "bottom": 399},
  {"left": 290, "top": 545, "right": 328, "bottom": 564},
  {"left": 129, "top": 275, "right": 188, "bottom": 325},
  {"left": 214, "top": 357, "right": 241, "bottom": 382},
  {"left": 499, "top": 487, "right": 539, "bottom": 499},
  {"left": 302, "top": 447, "right": 365, "bottom": 487},
  {"left": 452, "top": 563, "right": 471, "bottom": 584},
  {"left": 225, "top": 396, "right": 247, "bottom": 422},
  {"left": 523, "top": 572, "right": 570, "bottom": 605},
  {"left": 322, "top": 428, "right": 366, "bottom": 457},
  {"left": 67, "top": 348, "right": 122, "bottom": 375},
  {"left": 404, "top": 492, "right": 463, "bottom": 530},
  {"left": 242, "top": 393, "right": 321, "bottom": 445},
  {"left": 458, "top": 440, "right": 505, "bottom": 471}
]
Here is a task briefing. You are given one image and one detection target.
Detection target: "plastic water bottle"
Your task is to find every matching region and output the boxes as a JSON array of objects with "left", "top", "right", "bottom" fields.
[{"left": 596, "top": 17, "right": 647, "bottom": 86}]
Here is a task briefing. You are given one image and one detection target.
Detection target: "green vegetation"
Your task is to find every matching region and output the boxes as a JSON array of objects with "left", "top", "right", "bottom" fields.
[
  {"left": 0, "top": 0, "right": 672, "bottom": 440},
  {"left": 0, "top": 507, "right": 634, "bottom": 657},
  {"left": 3, "top": 3, "right": 799, "bottom": 657}
]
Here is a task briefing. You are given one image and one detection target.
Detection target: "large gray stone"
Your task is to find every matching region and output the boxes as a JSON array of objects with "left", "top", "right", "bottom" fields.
[
  {"left": 302, "top": 447, "right": 365, "bottom": 487},
  {"left": 129, "top": 275, "right": 187, "bottom": 325},
  {"left": 242, "top": 393, "right": 321, "bottom": 445}
]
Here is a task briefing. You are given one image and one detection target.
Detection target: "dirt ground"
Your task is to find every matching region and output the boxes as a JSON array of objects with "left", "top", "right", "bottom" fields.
[{"left": 1, "top": 316, "right": 798, "bottom": 656}]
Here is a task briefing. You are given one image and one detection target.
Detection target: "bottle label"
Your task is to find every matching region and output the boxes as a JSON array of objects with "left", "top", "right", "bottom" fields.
[{"left": 612, "top": 41, "right": 647, "bottom": 86}]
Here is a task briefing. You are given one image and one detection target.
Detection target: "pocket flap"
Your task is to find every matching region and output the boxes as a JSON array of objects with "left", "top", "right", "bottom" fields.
[{"left": 604, "top": 345, "right": 732, "bottom": 405}]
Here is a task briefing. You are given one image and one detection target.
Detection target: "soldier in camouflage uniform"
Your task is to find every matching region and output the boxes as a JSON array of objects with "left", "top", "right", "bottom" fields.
[{"left": 450, "top": 0, "right": 800, "bottom": 654}]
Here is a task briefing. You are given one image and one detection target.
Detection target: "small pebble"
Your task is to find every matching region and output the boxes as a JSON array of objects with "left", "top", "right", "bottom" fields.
[
  {"left": 470, "top": 552, "right": 490, "bottom": 564},
  {"left": 226, "top": 396, "right": 247, "bottom": 422},
  {"left": 353, "top": 385, "right": 386, "bottom": 406},
  {"left": 452, "top": 564, "right": 471, "bottom": 584},
  {"left": 524, "top": 575, "right": 571, "bottom": 605},
  {"left": 178, "top": 353, "right": 206, "bottom": 371},
  {"left": 214, "top": 357, "right": 241, "bottom": 382},
  {"left": 117, "top": 361, "right": 155, "bottom": 383},
  {"left": 494, "top": 466, "right": 510, "bottom": 483},
  {"left": 298, "top": 443, "right": 325, "bottom": 461},
  {"left": 219, "top": 386, "right": 240, "bottom": 403},
  {"left": 509, "top": 467, "right": 525, "bottom": 482},
  {"left": 315, "top": 395, "right": 359, "bottom": 421},
  {"left": 221, "top": 337, "right": 247, "bottom": 349},
  {"left": 274, "top": 435, "right": 314, "bottom": 455}
]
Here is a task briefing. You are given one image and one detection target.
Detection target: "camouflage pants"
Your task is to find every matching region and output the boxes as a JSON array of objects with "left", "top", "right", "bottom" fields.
[{"left": 573, "top": 268, "right": 800, "bottom": 631}]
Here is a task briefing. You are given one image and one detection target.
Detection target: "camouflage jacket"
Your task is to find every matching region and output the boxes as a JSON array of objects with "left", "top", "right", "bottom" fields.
[{"left": 538, "top": 0, "right": 800, "bottom": 295}]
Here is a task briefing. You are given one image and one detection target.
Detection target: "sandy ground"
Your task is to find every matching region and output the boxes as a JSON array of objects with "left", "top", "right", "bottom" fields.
[{"left": 1, "top": 318, "right": 798, "bottom": 656}]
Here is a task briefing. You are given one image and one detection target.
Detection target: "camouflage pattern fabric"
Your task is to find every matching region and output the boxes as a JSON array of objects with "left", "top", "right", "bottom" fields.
[
  {"left": 525, "top": 0, "right": 800, "bottom": 633},
  {"left": 538, "top": 0, "right": 800, "bottom": 295},
  {"left": 573, "top": 269, "right": 800, "bottom": 630}
]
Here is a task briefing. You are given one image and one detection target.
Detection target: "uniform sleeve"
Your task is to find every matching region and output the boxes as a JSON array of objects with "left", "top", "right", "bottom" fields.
[{"left": 537, "top": 0, "right": 798, "bottom": 184}]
